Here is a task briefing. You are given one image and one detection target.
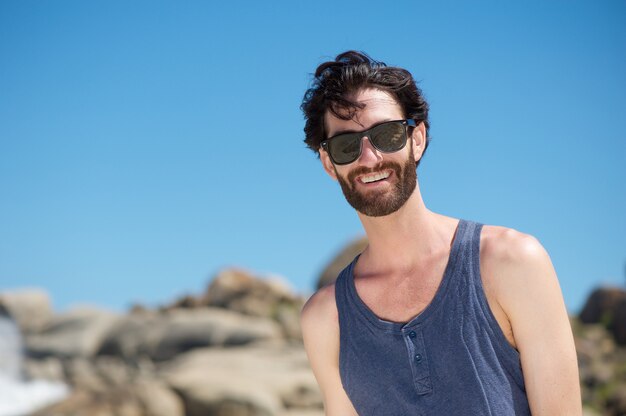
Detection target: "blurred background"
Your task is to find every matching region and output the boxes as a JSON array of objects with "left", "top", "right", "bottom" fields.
[{"left": 1, "top": 1, "right": 625, "bottom": 415}]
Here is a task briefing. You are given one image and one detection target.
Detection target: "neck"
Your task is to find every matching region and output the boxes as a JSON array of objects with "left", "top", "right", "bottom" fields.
[{"left": 356, "top": 183, "right": 457, "bottom": 270}]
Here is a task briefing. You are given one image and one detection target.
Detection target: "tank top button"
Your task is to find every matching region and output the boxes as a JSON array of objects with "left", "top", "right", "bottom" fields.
[
  {"left": 409, "top": 331, "right": 416, "bottom": 338},
  {"left": 414, "top": 353, "right": 422, "bottom": 362}
]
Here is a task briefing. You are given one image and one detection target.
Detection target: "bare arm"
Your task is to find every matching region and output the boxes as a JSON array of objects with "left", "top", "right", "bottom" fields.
[
  {"left": 483, "top": 228, "right": 581, "bottom": 415},
  {"left": 300, "top": 284, "right": 359, "bottom": 416}
]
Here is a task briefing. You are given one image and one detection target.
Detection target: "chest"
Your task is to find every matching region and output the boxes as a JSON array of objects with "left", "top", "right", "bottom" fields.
[{"left": 353, "top": 260, "right": 448, "bottom": 324}]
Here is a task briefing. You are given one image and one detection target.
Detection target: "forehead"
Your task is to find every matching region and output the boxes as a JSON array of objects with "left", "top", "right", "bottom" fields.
[{"left": 324, "top": 88, "right": 404, "bottom": 137}]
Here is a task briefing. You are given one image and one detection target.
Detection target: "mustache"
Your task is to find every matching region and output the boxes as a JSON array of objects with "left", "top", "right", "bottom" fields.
[{"left": 347, "top": 161, "right": 403, "bottom": 184}]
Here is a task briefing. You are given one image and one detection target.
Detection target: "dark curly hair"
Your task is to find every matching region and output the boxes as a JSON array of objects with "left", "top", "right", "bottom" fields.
[{"left": 301, "top": 51, "right": 430, "bottom": 165}]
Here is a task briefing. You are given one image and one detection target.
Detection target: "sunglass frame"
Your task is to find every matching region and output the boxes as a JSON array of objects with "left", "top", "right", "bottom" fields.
[{"left": 320, "top": 119, "right": 418, "bottom": 165}]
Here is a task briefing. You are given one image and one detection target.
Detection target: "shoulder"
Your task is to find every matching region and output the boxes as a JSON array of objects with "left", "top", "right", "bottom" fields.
[
  {"left": 480, "top": 224, "right": 548, "bottom": 267},
  {"left": 479, "top": 224, "right": 559, "bottom": 316},
  {"left": 300, "top": 283, "right": 342, "bottom": 389},
  {"left": 300, "top": 282, "right": 339, "bottom": 338},
  {"left": 479, "top": 224, "right": 553, "bottom": 295}
]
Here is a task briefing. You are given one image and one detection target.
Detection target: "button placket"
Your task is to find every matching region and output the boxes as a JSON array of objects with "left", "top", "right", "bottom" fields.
[{"left": 402, "top": 326, "right": 432, "bottom": 395}]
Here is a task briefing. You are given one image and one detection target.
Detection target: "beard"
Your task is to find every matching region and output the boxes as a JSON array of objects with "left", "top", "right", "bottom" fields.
[{"left": 336, "top": 150, "right": 417, "bottom": 217}]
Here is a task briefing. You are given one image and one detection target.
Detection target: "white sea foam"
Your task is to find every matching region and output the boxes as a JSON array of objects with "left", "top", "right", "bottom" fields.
[{"left": 0, "top": 317, "right": 69, "bottom": 416}]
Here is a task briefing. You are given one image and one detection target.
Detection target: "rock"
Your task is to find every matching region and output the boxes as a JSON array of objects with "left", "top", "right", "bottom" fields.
[
  {"left": 575, "top": 321, "right": 612, "bottom": 402},
  {"left": 58, "top": 355, "right": 142, "bottom": 392},
  {"left": 160, "top": 344, "right": 323, "bottom": 416},
  {"left": 204, "top": 269, "right": 302, "bottom": 317},
  {"left": 579, "top": 287, "right": 626, "bottom": 346},
  {"left": 94, "top": 356, "right": 136, "bottom": 386},
  {"left": 580, "top": 287, "right": 626, "bottom": 325},
  {"left": 606, "top": 385, "right": 626, "bottom": 416},
  {"left": 281, "top": 383, "right": 324, "bottom": 409},
  {"left": 168, "top": 294, "right": 205, "bottom": 309},
  {"left": 574, "top": 315, "right": 626, "bottom": 413},
  {"left": 156, "top": 309, "right": 284, "bottom": 360},
  {"left": 0, "top": 288, "right": 53, "bottom": 334},
  {"left": 177, "top": 384, "right": 279, "bottom": 416},
  {"left": 317, "top": 236, "right": 368, "bottom": 289},
  {"left": 96, "top": 311, "right": 165, "bottom": 360},
  {"left": 32, "top": 381, "right": 185, "bottom": 416},
  {"left": 280, "top": 411, "right": 324, "bottom": 416},
  {"left": 23, "top": 356, "right": 65, "bottom": 382},
  {"left": 273, "top": 301, "right": 304, "bottom": 341},
  {"left": 31, "top": 358, "right": 183, "bottom": 416},
  {"left": 610, "top": 298, "right": 626, "bottom": 345},
  {"left": 25, "top": 306, "right": 120, "bottom": 359},
  {"left": 97, "top": 308, "right": 284, "bottom": 361},
  {"left": 583, "top": 360, "right": 615, "bottom": 387},
  {"left": 575, "top": 323, "right": 616, "bottom": 366},
  {"left": 65, "top": 357, "right": 107, "bottom": 391},
  {"left": 31, "top": 386, "right": 143, "bottom": 416},
  {"left": 134, "top": 380, "right": 185, "bottom": 416},
  {"left": 161, "top": 269, "right": 306, "bottom": 341},
  {"left": 129, "top": 303, "right": 150, "bottom": 314}
]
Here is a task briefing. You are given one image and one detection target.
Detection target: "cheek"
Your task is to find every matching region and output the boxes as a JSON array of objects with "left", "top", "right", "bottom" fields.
[{"left": 334, "top": 165, "right": 353, "bottom": 181}]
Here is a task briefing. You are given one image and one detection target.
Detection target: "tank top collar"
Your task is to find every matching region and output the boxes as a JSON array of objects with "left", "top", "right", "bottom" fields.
[{"left": 345, "top": 218, "right": 467, "bottom": 333}]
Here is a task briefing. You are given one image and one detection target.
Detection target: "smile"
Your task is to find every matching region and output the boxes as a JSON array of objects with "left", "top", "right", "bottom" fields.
[{"left": 359, "top": 171, "right": 391, "bottom": 184}]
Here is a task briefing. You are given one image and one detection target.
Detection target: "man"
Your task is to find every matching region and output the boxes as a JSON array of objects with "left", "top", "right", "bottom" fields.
[{"left": 299, "top": 51, "right": 581, "bottom": 415}]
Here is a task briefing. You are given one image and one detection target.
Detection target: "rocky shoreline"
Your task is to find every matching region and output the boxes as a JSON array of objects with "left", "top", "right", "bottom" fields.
[{"left": 1, "top": 269, "right": 320, "bottom": 416}]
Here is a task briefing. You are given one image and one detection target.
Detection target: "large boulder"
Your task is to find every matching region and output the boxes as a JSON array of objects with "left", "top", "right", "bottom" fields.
[
  {"left": 25, "top": 306, "right": 120, "bottom": 359},
  {"left": 203, "top": 269, "right": 303, "bottom": 317},
  {"left": 166, "top": 268, "right": 306, "bottom": 340},
  {"left": 0, "top": 288, "right": 53, "bottom": 334},
  {"left": 317, "top": 236, "right": 367, "bottom": 289},
  {"left": 160, "top": 344, "right": 323, "bottom": 416},
  {"left": 97, "top": 307, "right": 284, "bottom": 361}
]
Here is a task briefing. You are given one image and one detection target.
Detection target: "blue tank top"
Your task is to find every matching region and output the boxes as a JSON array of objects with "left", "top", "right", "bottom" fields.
[{"left": 335, "top": 219, "right": 530, "bottom": 415}]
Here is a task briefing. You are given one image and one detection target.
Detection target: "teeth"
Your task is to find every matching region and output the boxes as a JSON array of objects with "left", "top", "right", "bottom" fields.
[{"left": 361, "top": 171, "right": 390, "bottom": 183}]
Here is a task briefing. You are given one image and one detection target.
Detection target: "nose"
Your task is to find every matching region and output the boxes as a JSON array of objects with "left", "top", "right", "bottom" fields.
[{"left": 357, "top": 136, "right": 383, "bottom": 166}]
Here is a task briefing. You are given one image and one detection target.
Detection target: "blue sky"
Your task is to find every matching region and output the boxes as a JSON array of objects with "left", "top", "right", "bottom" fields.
[{"left": 1, "top": 0, "right": 624, "bottom": 314}]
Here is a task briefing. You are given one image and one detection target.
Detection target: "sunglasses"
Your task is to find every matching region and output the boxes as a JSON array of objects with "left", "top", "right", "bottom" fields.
[{"left": 320, "top": 119, "right": 418, "bottom": 165}]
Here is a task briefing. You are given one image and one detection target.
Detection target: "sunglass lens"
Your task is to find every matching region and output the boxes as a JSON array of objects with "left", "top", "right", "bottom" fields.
[
  {"left": 370, "top": 122, "right": 406, "bottom": 152},
  {"left": 329, "top": 133, "right": 361, "bottom": 164}
]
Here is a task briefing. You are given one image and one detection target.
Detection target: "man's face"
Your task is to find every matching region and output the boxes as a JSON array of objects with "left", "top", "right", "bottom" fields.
[{"left": 320, "top": 88, "right": 425, "bottom": 217}]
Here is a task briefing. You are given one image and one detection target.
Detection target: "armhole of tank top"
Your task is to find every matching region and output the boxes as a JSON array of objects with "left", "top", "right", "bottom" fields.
[
  {"left": 333, "top": 266, "right": 353, "bottom": 396},
  {"left": 334, "top": 263, "right": 349, "bottom": 321},
  {"left": 471, "top": 222, "right": 526, "bottom": 388}
]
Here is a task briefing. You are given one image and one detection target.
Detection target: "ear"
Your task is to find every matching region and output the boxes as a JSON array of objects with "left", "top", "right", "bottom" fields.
[
  {"left": 410, "top": 122, "right": 427, "bottom": 162},
  {"left": 319, "top": 148, "right": 338, "bottom": 181}
]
